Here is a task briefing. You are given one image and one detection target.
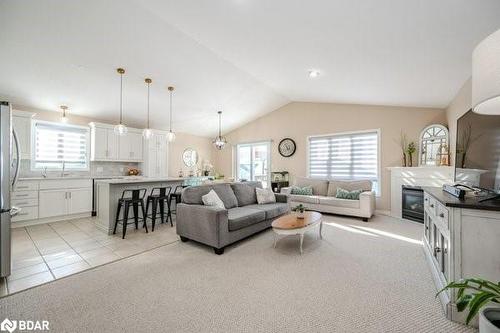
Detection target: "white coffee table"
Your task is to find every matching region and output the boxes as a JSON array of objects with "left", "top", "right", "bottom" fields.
[{"left": 271, "top": 211, "right": 323, "bottom": 254}]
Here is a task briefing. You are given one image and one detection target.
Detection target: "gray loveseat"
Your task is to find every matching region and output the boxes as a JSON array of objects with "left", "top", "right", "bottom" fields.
[{"left": 176, "top": 182, "right": 290, "bottom": 254}]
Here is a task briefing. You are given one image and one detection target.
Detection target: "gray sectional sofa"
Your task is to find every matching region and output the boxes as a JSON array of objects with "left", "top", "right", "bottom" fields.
[{"left": 176, "top": 182, "right": 290, "bottom": 254}]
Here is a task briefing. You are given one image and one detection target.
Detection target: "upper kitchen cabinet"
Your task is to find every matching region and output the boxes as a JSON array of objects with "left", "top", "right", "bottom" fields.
[
  {"left": 89, "top": 122, "right": 143, "bottom": 162},
  {"left": 12, "top": 110, "right": 36, "bottom": 160}
]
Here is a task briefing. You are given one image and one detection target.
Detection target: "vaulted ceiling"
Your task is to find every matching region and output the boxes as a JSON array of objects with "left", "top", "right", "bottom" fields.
[{"left": 1, "top": 0, "right": 500, "bottom": 136}]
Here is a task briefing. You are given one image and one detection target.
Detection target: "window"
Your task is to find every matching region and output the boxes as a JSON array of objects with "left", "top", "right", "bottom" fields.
[
  {"left": 235, "top": 141, "right": 271, "bottom": 188},
  {"left": 32, "top": 121, "right": 90, "bottom": 170},
  {"left": 308, "top": 130, "right": 380, "bottom": 194}
]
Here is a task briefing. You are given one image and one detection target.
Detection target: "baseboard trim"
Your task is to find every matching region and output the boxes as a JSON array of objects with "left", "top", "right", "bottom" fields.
[
  {"left": 11, "top": 213, "right": 91, "bottom": 228},
  {"left": 375, "top": 209, "right": 390, "bottom": 216}
]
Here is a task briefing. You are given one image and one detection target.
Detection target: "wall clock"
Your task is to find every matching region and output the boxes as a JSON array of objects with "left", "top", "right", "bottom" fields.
[{"left": 278, "top": 138, "right": 296, "bottom": 157}]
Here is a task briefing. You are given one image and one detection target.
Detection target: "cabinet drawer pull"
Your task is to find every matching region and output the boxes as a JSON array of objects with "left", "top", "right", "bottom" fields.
[
  {"left": 424, "top": 198, "right": 428, "bottom": 201},
  {"left": 15, "top": 194, "right": 29, "bottom": 197},
  {"left": 18, "top": 212, "right": 29, "bottom": 216},
  {"left": 434, "top": 247, "right": 441, "bottom": 255},
  {"left": 16, "top": 186, "right": 29, "bottom": 189},
  {"left": 430, "top": 204, "right": 434, "bottom": 208},
  {"left": 439, "top": 213, "right": 445, "bottom": 218},
  {"left": 17, "top": 202, "right": 29, "bottom": 205}
]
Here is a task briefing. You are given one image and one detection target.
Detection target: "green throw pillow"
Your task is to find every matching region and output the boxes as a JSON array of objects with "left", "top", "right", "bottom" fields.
[
  {"left": 291, "top": 186, "right": 313, "bottom": 195},
  {"left": 335, "top": 188, "right": 362, "bottom": 200}
]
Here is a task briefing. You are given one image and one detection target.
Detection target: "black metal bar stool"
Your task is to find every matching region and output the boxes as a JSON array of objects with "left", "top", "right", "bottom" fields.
[
  {"left": 113, "top": 189, "right": 148, "bottom": 239},
  {"left": 145, "top": 187, "right": 172, "bottom": 231},
  {"left": 168, "top": 185, "right": 187, "bottom": 222}
]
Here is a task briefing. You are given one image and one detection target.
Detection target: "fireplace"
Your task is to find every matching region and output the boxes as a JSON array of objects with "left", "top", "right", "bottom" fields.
[{"left": 402, "top": 185, "right": 424, "bottom": 223}]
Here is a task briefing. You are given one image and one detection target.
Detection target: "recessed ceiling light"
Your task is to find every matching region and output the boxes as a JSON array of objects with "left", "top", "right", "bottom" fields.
[{"left": 309, "top": 70, "right": 320, "bottom": 78}]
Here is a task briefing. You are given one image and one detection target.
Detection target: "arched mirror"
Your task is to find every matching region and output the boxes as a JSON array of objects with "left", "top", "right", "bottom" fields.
[
  {"left": 419, "top": 124, "right": 449, "bottom": 166},
  {"left": 182, "top": 148, "right": 199, "bottom": 167}
]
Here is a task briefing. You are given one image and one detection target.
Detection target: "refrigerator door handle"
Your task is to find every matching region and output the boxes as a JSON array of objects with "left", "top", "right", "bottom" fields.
[{"left": 12, "top": 128, "right": 20, "bottom": 189}]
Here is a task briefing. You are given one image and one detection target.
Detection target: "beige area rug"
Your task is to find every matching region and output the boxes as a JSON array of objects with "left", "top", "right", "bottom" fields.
[{"left": 0, "top": 214, "right": 475, "bottom": 332}]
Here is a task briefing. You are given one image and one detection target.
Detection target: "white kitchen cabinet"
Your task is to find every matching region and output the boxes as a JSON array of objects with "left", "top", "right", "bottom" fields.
[
  {"left": 39, "top": 189, "right": 68, "bottom": 218},
  {"left": 90, "top": 122, "right": 142, "bottom": 162},
  {"left": 67, "top": 188, "right": 92, "bottom": 214},
  {"left": 12, "top": 110, "right": 36, "bottom": 160},
  {"left": 118, "top": 130, "right": 143, "bottom": 161},
  {"left": 141, "top": 131, "right": 168, "bottom": 177}
]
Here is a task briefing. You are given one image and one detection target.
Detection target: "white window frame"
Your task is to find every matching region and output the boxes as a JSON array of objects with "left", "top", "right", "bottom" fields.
[
  {"left": 306, "top": 129, "right": 381, "bottom": 196},
  {"left": 234, "top": 140, "right": 272, "bottom": 188},
  {"left": 31, "top": 120, "right": 90, "bottom": 171}
]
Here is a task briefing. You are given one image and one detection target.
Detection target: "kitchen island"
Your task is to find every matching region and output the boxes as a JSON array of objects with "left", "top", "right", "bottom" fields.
[{"left": 95, "top": 178, "right": 185, "bottom": 233}]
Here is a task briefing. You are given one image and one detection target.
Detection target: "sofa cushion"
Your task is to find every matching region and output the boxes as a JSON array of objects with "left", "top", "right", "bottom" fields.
[
  {"left": 290, "top": 194, "right": 321, "bottom": 204},
  {"left": 256, "top": 187, "right": 276, "bottom": 204},
  {"left": 327, "top": 180, "right": 373, "bottom": 197},
  {"left": 245, "top": 203, "right": 289, "bottom": 220},
  {"left": 202, "top": 190, "right": 225, "bottom": 209},
  {"left": 335, "top": 188, "right": 363, "bottom": 200},
  {"left": 295, "top": 177, "right": 329, "bottom": 196},
  {"left": 318, "top": 197, "right": 360, "bottom": 209},
  {"left": 227, "top": 207, "right": 266, "bottom": 231},
  {"left": 230, "top": 182, "right": 262, "bottom": 206},
  {"left": 291, "top": 186, "right": 313, "bottom": 195},
  {"left": 182, "top": 183, "right": 238, "bottom": 209}
]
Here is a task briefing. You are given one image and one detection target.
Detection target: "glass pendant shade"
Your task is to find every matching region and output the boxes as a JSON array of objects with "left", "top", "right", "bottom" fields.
[
  {"left": 114, "top": 123, "right": 128, "bottom": 136},
  {"left": 213, "top": 136, "right": 227, "bottom": 150},
  {"left": 143, "top": 78, "right": 153, "bottom": 140},
  {"left": 115, "top": 68, "right": 128, "bottom": 135},
  {"left": 60, "top": 115, "right": 68, "bottom": 123},
  {"left": 142, "top": 128, "right": 153, "bottom": 139},
  {"left": 213, "top": 111, "right": 227, "bottom": 149},
  {"left": 167, "top": 131, "right": 176, "bottom": 142}
]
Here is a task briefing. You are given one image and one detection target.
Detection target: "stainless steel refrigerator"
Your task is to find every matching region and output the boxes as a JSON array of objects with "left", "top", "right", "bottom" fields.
[{"left": 0, "top": 101, "right": 21, "bottom": 277}]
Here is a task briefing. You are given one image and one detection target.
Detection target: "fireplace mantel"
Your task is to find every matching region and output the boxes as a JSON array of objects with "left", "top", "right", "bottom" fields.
[{"left": 388, "top": 166, "right": 453, "bottom": 219}]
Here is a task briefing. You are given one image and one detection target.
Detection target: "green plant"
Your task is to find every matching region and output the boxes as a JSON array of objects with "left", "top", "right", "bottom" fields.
[
  {"left": 293, "top": 204, "right": 305, "bottom": 213},
  {"left": 437, "top": 278, "right": 500, "bottom": 324},
  {"left": 406, "top": 141, "right": 416, "bottom": 167}
]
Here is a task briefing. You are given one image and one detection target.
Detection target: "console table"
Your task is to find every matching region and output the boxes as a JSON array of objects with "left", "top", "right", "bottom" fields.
[{"left": 422, "top": 187, "right": 500, "bottom": 326}]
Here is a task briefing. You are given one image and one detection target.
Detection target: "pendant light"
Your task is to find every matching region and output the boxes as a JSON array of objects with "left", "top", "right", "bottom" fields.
[
  {"left": 60, "top": 105, "right": 69, "bottom": 123},
  {"left": 166, "top": 86, "right": 176, "bottom": 142},
  {"left": 213, "top": 111, "right": 227, "bottom": 150},
  {"left": 142, "top": 78, "right": 153, "bottom": 140},
  {"left": 114, "top": 68, "right": 128, "bottom": 136}
]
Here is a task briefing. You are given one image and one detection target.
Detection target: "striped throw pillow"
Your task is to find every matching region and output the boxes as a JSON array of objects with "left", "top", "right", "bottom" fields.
[
  {"left": 291, "top": 186, "right": 313, "bottom": 195},
  {"left": 335, "top": 188, "right": 363, "bottom": 200}
]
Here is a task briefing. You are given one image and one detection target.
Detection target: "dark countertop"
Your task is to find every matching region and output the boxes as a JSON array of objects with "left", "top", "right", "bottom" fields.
[{"left": 422, "top": 186, "right": 500, "bottom": 212}]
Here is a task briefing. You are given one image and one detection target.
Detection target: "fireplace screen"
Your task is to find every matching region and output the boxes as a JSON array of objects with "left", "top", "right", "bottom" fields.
[{"left": 402, "top": 186, "right": 424, "bottom": 223}]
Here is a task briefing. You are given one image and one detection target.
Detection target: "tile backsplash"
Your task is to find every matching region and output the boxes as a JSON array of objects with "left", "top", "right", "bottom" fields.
[{"left": 19, "top": 159, "right": 139, "bottom": 178}]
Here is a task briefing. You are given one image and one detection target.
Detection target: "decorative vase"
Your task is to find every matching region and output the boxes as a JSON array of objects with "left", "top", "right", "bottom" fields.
[
  {"left": 296, "top": 211, "right": 305, "bottom": 219},
  {"left": 480, "top": 308, "right": 500, "bottom": 333},
  {"left": 402, "top": 154, "right": 407, "bottom": 167},
  {"left": 203, "top": 170, "right": 209, "bottom": 176},
  {"left": 408, "top": 153, "right": 413, "bottom": 167}
]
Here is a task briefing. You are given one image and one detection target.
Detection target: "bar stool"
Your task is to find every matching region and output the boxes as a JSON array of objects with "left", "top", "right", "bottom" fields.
[
  {"left": 168, "top": 185, "right": 188, "bottom": 222},
  {"left": 113, "top": 189, "right": 148, "bottom": 239},
  {"left": 145, "top": 187, "right": 172, "bottom": 231}
]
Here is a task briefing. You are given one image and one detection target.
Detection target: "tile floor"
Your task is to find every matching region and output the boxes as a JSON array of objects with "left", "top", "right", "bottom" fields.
[{"left": 2, "top": 217, "right": 179, "bottom": 296}]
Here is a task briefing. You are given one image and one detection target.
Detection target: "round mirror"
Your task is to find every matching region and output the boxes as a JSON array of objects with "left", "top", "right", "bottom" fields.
[
  {"left": 419, "top": 124, "right": 449, "bottom": 166},
  {"left": 182, "top": 148, "right": 199, "bottom": 167}
]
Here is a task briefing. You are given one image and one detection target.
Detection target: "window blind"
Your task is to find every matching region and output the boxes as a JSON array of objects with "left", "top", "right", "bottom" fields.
[
  {"left": 308, "top": 131, "right": 379, "bottom": 190},
  {"left": 34, "top": 122, "right": 89, "bottom": 170}
]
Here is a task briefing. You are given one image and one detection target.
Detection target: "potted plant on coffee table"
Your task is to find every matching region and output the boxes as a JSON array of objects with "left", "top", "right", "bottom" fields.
[
  {"left": 293, "top": 204, "right": 306, "bottom": 219},
  {"left": 437, "top": 277, "right": 500, "bottom": 332}
]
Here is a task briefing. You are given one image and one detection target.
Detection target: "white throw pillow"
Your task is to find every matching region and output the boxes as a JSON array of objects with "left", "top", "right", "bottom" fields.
[
  {"left": 202, "top": 190, "right": 225, "bottom": 209},
  {"left": 256, "top": 187, "right": 276, "bottom": 204}
]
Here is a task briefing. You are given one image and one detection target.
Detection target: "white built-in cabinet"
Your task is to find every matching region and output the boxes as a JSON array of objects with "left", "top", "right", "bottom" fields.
[
  {"left": 11, "top": 179, "right": 92, "bottom": 226},
  {"left": 12, "top": 110, "right": 36, "bottom": 160},
  {"left": 89, "top": 122, "right": 142, "bottom": 162},
  {"left": 141, "top": 131, "right": 169, "bottom": 178}
]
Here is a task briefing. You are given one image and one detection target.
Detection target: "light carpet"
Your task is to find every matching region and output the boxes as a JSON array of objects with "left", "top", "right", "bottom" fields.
[{"left": 0, "top": 214, "right": 475, "bottom": 332}]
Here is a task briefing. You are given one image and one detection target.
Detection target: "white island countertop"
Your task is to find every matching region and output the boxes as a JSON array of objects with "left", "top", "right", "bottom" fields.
[{"left": 95, "top": 177, "right": 186, "bottom": 185}]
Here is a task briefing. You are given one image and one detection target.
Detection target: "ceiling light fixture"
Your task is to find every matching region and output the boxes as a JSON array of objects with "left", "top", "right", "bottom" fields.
[
  {"left": 472, "top": 28, "right": 500, "bottom": 115},
  {"left": 142, "top": 78, "right": 153, "bottom": 140},
  {"left": 60, "top": 105, "right": 69, "bottom": 123},
  {"left": 166, "top": 86, "right": 176, "bottom": 142},
  {"left": 308, "top": 70, "right": 320, "bottom": 78},
  {"left": 213, "top": 111, "right": 227, "bottom": 150},
  {"left": 114, "top": 68, "right": 128, "bottom": 136}
]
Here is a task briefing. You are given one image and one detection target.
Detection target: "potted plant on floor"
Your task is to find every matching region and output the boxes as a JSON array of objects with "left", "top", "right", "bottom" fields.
[
  {"left": 293, "top": 204, "right": 306, "bottom": 219},
  {"left": 437, "top": 278, "right": 500, "bottom": 332}
]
